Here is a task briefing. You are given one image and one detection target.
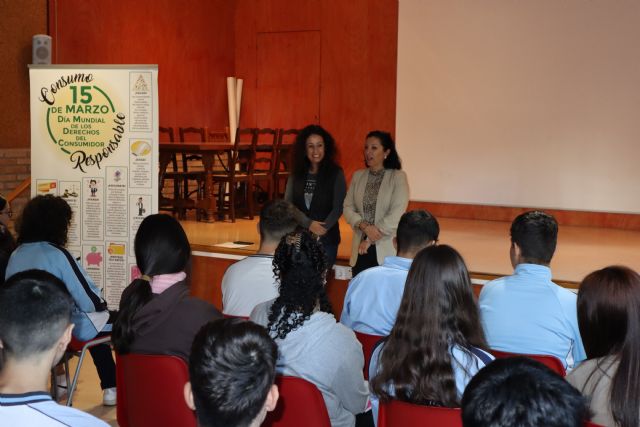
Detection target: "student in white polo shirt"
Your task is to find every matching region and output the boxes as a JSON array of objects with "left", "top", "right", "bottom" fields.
[
  {"left": 0, "top": 269, "right": 107, "bottom": 427},
  {"left": 222, "top": 200, "right": 298, "bottom": 317}
]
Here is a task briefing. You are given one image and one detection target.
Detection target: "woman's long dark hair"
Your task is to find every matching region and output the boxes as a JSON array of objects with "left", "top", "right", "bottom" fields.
[
  {"left": 366, "top": 130, "right": 402, "bottom": 170},
  {"left": 112, "top": 214, "right": 191, "bottom": 353},
  {"left": 292, "top": 124, "right": 339, "bottom": 179},
  {"left": 370, "top": 244, "right": 487, "bottom": 407},
  {"left": 16, "top": 195, "right": 71, "bottom": 246},
  {"left": 267, "top": 230, "right": 332, "bottom": 339},
  {"left": 577, "top": 266, "right": 640, "bottom": 427}
]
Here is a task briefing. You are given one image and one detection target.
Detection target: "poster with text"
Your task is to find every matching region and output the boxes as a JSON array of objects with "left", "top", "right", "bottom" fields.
[{"left": 29, "top": 65, "right": 159, "bottom": 308}]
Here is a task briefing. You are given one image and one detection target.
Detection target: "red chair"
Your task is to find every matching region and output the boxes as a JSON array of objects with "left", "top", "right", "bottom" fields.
[
  {"left": 116, "top": 353, "right": 196, "bottom": 427},
  {"left": 223, "top": 313, "right": 249, "bottom": 320},
  {"left": 354, "top": 331, "right": 384, "bottom": 380},
  {"left": 378, "top": 400, "right": 462, "bottom": 427},
  {"left": 489, "top": 349, "right": 566, "bottom": 376},
  {"left": 584, "top": 422, "right": 605, "bottom": 427},
  {"left": 262, "top": 376, "right": 330, "bottom": 427}
]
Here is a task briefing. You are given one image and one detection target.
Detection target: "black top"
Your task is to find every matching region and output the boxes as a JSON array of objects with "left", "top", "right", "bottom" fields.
[{"left": 285, "top": 166, "right": 347, "bottom": 245}]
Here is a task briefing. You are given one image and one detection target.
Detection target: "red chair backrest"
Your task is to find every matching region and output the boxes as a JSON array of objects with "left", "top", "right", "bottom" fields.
[
  {"left": 223, "top": 313, "right": 250, "bottom": 320},
  {"left": 354, "top": 331, "right": 384, "bottom": 380},
  {"left": 489, "top": 349, "right": 566, "bottom": 376},
  {"left": 262, "top": 376, "right": 331, "bottom": 427},
  {"left": 379, "top": 400, "right": 462, "bottom": 427},
  {"left": 116, "top": 353, "right": 196, "bottom": 427},
  {"left": 584, "top": 422, "right": 605, "bottom": 427}
]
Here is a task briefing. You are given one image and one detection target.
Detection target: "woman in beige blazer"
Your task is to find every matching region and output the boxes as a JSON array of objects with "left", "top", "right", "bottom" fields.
[{"left": 343, "top": 131, "right": 409, "bottom": 276}]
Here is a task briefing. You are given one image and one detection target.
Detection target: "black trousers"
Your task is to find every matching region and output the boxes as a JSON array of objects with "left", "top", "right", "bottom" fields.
[
  {"left": 356, "top": 410, "right": 375, "bottom": 427},
  {"left": 87, "top": 330, "right": 116, "bottom": 390},
  {"left": 352, "top": 244, "right": 379, "bottom": 277}
]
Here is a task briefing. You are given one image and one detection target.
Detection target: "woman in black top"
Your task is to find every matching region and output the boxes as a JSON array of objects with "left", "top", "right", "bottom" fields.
[{"left": 284, "top": 125, "right": 346, "bottom": 267}]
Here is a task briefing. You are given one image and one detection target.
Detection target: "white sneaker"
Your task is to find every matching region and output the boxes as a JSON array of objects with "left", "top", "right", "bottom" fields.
[{"left": 103, "top": 387, "right": 117, "bottom": 406}]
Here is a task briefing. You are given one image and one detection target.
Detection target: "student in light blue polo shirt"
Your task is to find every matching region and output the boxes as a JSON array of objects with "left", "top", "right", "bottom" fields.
[
  {"left": 0, "top": 270, "right": 107, "bottom": 426},
  {"left": 340, "top": 209, "right": 440, "bottom": 335},
  {"left": 479, "top": 211, "right": 586, "bottom": 370}
]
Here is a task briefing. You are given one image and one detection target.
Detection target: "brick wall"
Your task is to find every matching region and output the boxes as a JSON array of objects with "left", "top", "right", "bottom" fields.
[{"left": 0, "top": 148, "right": 31, "bottom": 230}]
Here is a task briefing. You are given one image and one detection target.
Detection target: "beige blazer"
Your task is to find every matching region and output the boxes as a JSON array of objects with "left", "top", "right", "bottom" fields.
[{"left": 343, "top": 168, "right": 409, "bottom": 266}]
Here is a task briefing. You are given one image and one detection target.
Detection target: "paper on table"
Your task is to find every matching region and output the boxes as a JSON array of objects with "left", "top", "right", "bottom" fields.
[{"left": 214, "top": 241, "right": 253, "bottom": 249}]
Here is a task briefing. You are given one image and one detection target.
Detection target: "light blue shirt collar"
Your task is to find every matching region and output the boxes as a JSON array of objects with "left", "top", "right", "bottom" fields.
[
  {"left": 381, "top": 256, "right": 412, "bottom": 271},
  {"left": 514, "top": 263, "right": 552, "bottom": 280}
]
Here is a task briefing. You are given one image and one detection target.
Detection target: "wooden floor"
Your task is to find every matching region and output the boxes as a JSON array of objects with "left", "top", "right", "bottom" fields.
[{"left": 183, "top": 216, "right": 640, "bottom": 286}]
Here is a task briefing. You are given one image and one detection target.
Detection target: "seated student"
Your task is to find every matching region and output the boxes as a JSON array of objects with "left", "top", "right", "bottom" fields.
[
  {"left": 0, "top": 269, "right": 108, "bottom": 426},
  {"left": 222, "top": 199, "right": 297, "bottom": 317},
  {"left": 566, "top": 266, "right": 640, "bottom": 427},
  {"left": 185, "top": 318, "right": 279, "bottom": 427},
  {"left": 251, "top": 230, "right": 369, "bottom": 427},
  {"left": 0, "top": 224, "right": 15, "bottom": 286},
  {"left": 341, "top": 209, "right": 439, "bottom": 335},
  {"left": 5, "top": 195, "right": 116, "bottom": 405},
  {"left": 478, "top": 211, "right": 585, "bottom": 370},
  {"left": 0, "top": 194, "right": 15, "bottom": 285},
  {"left": 461, "top": 357, "right": 588, "bottom": 427},
  {"left": 113, "top": 214, "right": 221, "bottom": 360},
  {"left": 369, "top": 245, "right": 493, "bottom": 425}
]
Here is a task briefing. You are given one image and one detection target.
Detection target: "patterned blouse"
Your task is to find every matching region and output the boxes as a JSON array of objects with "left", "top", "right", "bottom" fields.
[{"left": 362, "top": 169, "right": 386, "bottom": 226}]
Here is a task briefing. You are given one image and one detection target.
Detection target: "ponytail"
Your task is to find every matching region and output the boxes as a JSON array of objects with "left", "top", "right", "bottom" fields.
[{"left": 112, "top": 278, "right": 153, "bottom": 353}]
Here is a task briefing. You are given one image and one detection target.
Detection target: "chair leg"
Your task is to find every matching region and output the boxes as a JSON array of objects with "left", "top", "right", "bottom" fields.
[
  {"left": 51, "top": 368, "right": 58, "bottom": 400},
  {"left": 67, "top": 348, "right": 88, "bottom": 406},
  {"left": 64, "top": 354, "right": 71, "bottom": 395},
  {"left": 247, "top": 181, "right": 255, "bottom": 220},
  {"left": 230, "top": 182, "right": 236, "bottom": 223}
]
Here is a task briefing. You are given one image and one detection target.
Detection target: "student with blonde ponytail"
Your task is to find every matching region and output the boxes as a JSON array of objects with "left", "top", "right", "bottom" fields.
[{"left": 113, "top": 214, "right": 221, "bottom": 359}]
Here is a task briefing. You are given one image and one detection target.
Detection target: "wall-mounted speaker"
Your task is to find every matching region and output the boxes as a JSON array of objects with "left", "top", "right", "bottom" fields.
[{"left": 32, "top": 34, "right": 52, "bottom": 65}]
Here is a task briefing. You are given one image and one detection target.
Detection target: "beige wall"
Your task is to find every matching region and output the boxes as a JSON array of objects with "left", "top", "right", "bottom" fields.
[{"left": 397, "top": 0, "right": 640, "bottom": 214}]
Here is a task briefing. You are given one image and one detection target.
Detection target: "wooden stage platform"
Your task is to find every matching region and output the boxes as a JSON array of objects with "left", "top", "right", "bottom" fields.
[{"left": 183, "top": 217, "right": 640, "bottom": 317}]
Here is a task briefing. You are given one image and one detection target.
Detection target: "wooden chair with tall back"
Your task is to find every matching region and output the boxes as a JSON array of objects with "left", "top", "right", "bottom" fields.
[
  {"left": 262, "top": 376, "right": 331, "bottom": 427},
  {"left": 249, "top": 128, "right": 279, "bottom": 211},
  {"left": 178, "top": 126, "right": 207, "bottom": 203},
  {"left": 211, "top": 127, "right": 257, "bottom": 222},
  {"left": 158, "top": 126, "right": 180, "bottom": 214},
  {"left": 116, "top": 353, "right": 196, "bottom": 427},
  {"left": 273, "top": 128, "right": 299, "bottom": 198}
]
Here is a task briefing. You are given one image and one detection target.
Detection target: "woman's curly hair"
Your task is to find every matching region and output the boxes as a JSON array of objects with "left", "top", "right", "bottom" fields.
[
  {"left": 17, "top": 195, "right": 72, "bottom": 246},
  {"left": 267, "top": 230, "right": 333, "bottom": 339}
]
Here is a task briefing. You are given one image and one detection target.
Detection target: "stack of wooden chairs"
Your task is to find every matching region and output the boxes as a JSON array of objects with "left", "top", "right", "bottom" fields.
[{"left": 159, "top": 126, "right": 299, "bottom": 222}]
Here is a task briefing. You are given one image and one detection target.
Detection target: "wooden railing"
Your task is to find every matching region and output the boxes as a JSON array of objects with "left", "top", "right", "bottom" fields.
[{"left": 6, "top": 177, "right": 30, "bottom": 203}]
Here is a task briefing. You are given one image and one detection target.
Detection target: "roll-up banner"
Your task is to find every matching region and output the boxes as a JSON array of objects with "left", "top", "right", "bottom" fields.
[{"left": 29, "top": 65, "right": 159, "bottom": 308}]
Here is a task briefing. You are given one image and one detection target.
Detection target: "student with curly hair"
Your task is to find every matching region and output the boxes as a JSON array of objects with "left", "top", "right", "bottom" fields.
[
  {"left": 369, "top": 245, "right": 493, "bottom": 424},
  {"left": 0, "top": 194, "right": 15, "bottom": 285},
  {"left": 5, "top": 195, "right": 116, "bottom": 405},
  {"left": 284, "top": 125, "right": 346, "bottom": 267},
  {"left": 250, "top": 230, "right": 369, "bottom": 427}
]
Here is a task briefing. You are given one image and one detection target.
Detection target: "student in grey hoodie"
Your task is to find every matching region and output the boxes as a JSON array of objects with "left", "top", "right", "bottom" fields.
[
  {"left": 251, "top": 230, "right": 369, "bottom": 427},
  {"left": 113, "top": 214, "right": 221, "bottom": 360}
]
